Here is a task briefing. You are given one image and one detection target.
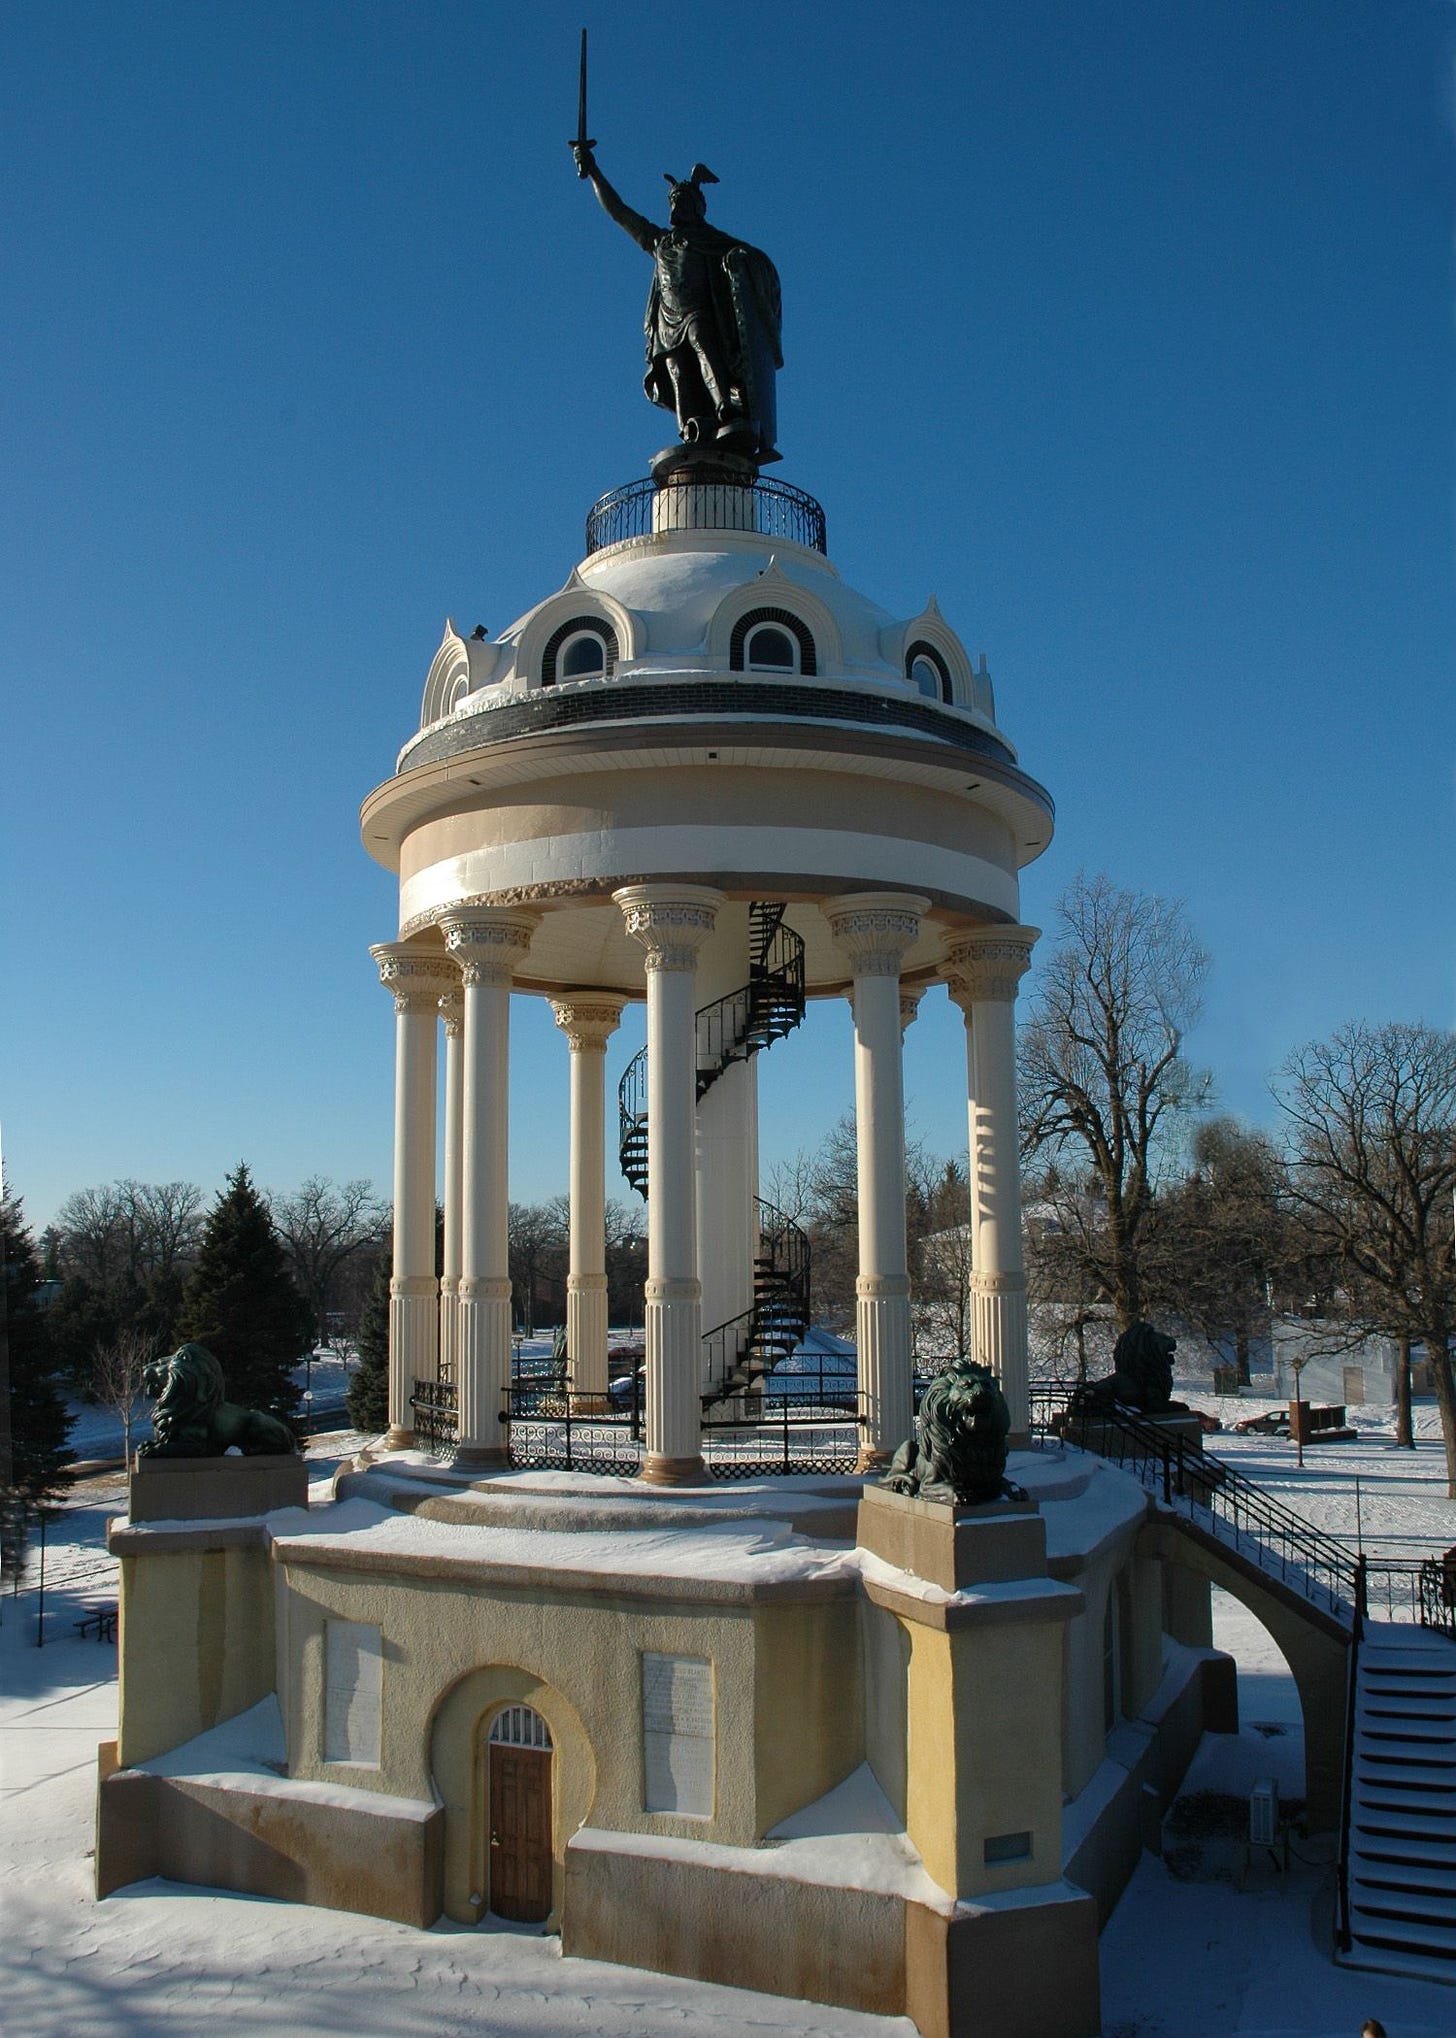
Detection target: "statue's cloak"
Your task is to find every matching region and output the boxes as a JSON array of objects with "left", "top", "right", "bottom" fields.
[{"left": 643, "top": 222, "right": 782, "bottom": 458}]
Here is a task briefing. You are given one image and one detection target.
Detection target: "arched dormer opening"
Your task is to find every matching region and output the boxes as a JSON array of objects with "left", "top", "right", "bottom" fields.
[
  {"left": 730, "top": 606, "right": 817, "bottom": 676},
  {"left": 541, "top": 616, "right": 619, "bottom": 688},
  {"left": 892, "top": 602, "right": 978, "bottom": 713},
  {"left": 906, "top": 640, "right": 952, "bottom": 704},
  {"left": 419, "top": 618, "right": 501, "bottom": 728}
]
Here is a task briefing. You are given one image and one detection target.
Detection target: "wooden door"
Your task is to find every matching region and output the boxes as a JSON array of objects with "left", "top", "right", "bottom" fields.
[{"left": 488, "top": 1743, "right": 552, "bottom": 1922}]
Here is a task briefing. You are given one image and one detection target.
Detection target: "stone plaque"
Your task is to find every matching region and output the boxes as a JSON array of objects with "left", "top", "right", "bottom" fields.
[
  {"left": 641, "top": 1651, "right": 714, "bottom": 1817},
  {"left": 324, "top": 1619, "right": 382, "bottom": 1766}
]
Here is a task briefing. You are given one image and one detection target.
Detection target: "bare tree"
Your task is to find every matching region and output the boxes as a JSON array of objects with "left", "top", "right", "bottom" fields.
[
  {"left": 1162, "top": 1118, "right": 1286, "bottom": 1383},
  {"left": 1019, "top": 873, "right": 1211, "bottom": 1331},
  {"left": 1024, "top": 1169, "right": 1115, "bottom": 1387},
  {"left": 269, "top": 1178, "right": 387, "bottom": 1342},
  {"left": 1276, "top": 1021, "right": 1456, "bottom": 1495},
  {"left": 911, "top": 1159, "right": 974, "bottom": 1366},
  {"left": 89, "top": 1328, "right": 157, "bottom": 1463},
  {"left": 53, "top": 1184, "right": 127, "bottom": 1287},
  {"left": 508, "top": 1202, "right": 568, "bottom": 1336}
]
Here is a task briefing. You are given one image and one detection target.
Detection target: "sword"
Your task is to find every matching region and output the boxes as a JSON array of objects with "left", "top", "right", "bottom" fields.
[{"left": 570, "top": 28, "right": 595, "bottom": 174}]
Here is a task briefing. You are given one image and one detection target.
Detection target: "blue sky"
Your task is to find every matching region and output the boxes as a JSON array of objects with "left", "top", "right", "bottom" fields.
[{"left": 3, "top": 1, "right": 1453, "bottom": 1230}]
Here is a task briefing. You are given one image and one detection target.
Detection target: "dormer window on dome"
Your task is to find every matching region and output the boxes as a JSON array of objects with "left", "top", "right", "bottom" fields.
[
  {"left": 906, "top": 641, "right": 952, "bottom": 705},
  {"left": 730, "top": 606, "right": 817, "bottom": 677},
  {"left": 542, "top": 616, "right": 619, "bottom": 687}
]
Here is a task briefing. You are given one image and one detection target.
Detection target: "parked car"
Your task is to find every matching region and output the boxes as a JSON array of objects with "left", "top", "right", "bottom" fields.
[{"left": 1233, "top": 1409, "right": 1291, "bottom": 1437}]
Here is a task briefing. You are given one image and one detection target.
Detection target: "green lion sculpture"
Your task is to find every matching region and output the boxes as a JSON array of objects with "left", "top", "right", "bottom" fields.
[
  {"left": 137, "top": 1342, "right": 299, "bottom": 1459},
  {"left": 1069, "top": 1320, "right": 1185, "bottom": 1418},
  {"left": 882, "top": 1356, "right": 1021, "bottom": 1507}
]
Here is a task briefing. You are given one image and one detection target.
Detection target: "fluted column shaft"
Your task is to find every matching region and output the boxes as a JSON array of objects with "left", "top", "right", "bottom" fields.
[
  {"left": 550, "top": 996, "right": 625, "bottom": 1404},
  {"left": 826, "top": 893, "right": 930, "bottom": 1467},
  {"left": 439, "top": 989, "right": 465, "bottom": 1389},
  {"left": 942, "top": 927, "right": 1039, "bottom": 1434},
  {"left": 371, "top": 945, "right": 456, "bottom": 1446},
  {"left": 439, "top": 908, "right": 538, "bottom": 1466},
  {"left": 615, "top": 884, "right": 723, "bottom": 1483}
]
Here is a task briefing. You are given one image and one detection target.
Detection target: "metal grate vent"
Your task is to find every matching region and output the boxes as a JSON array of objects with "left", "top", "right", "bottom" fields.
[{"left": 489, "top": 1704, "right": 553, "bottom": 1750}]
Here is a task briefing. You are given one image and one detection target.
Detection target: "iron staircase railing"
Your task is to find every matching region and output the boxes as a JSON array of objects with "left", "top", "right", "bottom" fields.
[
  {"left": 701, "top": 1195, "right": 812, "bottom": 1407},
  {"left": 617, "top": 900, "right": 806, "bottom": 1197}
]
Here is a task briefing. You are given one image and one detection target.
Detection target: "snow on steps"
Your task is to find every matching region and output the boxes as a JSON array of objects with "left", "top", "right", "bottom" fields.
[{"left": 1340, "top": 1623, "right": 1456, "bottom": 1985}]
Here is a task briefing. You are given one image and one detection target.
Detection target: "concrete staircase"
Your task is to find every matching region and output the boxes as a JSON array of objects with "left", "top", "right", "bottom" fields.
[{"left": 1340, "top": 1623, "right": 1456, "bottom": 1981}]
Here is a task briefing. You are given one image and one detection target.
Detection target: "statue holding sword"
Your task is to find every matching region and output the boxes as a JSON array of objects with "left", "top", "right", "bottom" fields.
[{"left": 570, "top": 32, "right": 782, "bottom": 468}]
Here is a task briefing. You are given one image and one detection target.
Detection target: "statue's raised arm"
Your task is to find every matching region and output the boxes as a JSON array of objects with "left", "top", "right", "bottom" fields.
[
  {"left": 574, "top": 146, "right": 659, "bottom": 254},
  {"left": 571, "top": 144, "right": 782, "bottom": 469}
]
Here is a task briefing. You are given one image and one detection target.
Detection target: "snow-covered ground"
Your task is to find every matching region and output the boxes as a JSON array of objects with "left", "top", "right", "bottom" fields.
[{"left": 3, "top": 1415, "right": 1455, "bottom": 2036}]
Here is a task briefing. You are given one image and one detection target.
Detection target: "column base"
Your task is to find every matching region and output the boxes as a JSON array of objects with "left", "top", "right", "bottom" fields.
[
  {"left": 454, "top": 1444, "right": 509, "bottom": 1472},
  {"left": 856, "top": 1447, "right": 893, "bottom": 1474},
  {"left": 384, "top": 1425, "right": 414, "bottom": 1451},
  {"left": 640, "top": 1453, "right": 707, "bottom": 1487}
]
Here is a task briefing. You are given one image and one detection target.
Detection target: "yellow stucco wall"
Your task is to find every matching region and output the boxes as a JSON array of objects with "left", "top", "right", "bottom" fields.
[{"left": 116, "top": 1543, "right": 275, "bottom": 1767}]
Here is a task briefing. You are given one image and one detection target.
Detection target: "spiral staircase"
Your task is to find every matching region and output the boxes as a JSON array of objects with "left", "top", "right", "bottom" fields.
[{"left": 617, "top": 901, "right": 810, "bottom": 1406}]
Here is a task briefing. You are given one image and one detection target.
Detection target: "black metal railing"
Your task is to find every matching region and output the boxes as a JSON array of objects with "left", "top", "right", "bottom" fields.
[
  {"left": 1042, "top": 1397, "right": 1358, "bottom": 1623},
  {"left": 411, "top": 1377, "right": 458, "bottom": 1454},
  {"left": 618, "top": 901, "right": 806, "bottom": 1197},
  {"left": 1336, "top": 1555, "right": 1368, "bottom": 1954},
  {"left": 501, "top": 1384, "right": 864, "bottom": 1478},
  {"left": 1360, "top": 1556, "right": 1456, "bottom": 1638},
  {"left": 586, "top": 473, "right": 827, "bottom": 556}
]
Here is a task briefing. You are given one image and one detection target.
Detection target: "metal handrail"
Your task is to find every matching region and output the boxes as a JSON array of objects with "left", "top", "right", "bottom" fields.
[
  {"left": 1335, "top": 1554, "right": 1367, "bottom": 1953},
  {"left": 585, "top": 473, "right": 828, "bottom": 557},
  {"left": 618, "top": 901, "right": 806, "bottom": 1195},
  {"left": 1039, "top": 1395, "right": 1361, "bottom": 1623}
]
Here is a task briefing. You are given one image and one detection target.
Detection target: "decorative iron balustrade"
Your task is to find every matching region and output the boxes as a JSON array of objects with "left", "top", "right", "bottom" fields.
[
  {"left": 500, "top": 1385, "right": 864, "bottom": 1479},
  {"left": 619, "top": 901, "right": 807, "bottom": 1199},
  {"left": 586, "top": 473, "right": 827, "bottom": 556},
  {"left": 411, "top": 1377, "right": 458, "bottom": 1455}
]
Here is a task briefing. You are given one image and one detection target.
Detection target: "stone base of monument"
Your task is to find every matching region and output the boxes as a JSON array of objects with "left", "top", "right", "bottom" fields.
[
  {"left": 128, "top": 1452, "right": 307, "bottom": 1523},
  {"left": 856, "top": 1482, "right": 1044, "bottom": 1593}
]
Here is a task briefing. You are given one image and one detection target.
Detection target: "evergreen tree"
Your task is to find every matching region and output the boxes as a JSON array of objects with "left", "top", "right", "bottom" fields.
[
  {"left": 176, "top": 1164, "right": 312, "bottom": 1425},
  {"left": 347, "top": 1248, "right": 391, "bottom": 1434},
  {"left": 2, "top": 1188, "right": 75, "bottom": 1507}
]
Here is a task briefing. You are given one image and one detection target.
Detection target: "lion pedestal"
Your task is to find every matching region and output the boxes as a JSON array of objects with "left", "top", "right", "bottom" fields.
[{"left": 128, "top": 1452, "right": 307, "bottom": 1522}]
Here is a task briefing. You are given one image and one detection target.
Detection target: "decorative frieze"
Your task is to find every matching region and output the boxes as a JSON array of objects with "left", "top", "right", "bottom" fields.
[
  {"left": 370, "top": 944, "right": 458, "bottom": 1014},
  {"left": 826, "top": 892, "right": 930, "bottom": 977},
  {"left": 613, "top": 884, "right": 722, "bottom": 972},
  {"left": 940, "top": 926, "right": 1039, "bottom": 1005},
  {"left": 549, "top": 995, "right": 626, "bottom": 1053},
  {"left": 436, "top": 908, "right": 539, "bottom": 986}
]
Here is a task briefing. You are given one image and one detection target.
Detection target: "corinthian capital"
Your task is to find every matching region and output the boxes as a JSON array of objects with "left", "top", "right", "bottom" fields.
[
  {"left": 613, "top": 884, "right": 723, "bottom": 972},
  {"left": 371, "top": 943, "right": 458, "bottom": 1014},
  {"left": 550, "top": 994, "right": 626, "bottom": 1052},
  {"left": 941, "top": 925, "right": 1040, "bottom": 1005},
  {"left": 825, "top": 892, "right": 930, "bottom": 977},
  {"left": 437, "top": 907, "right": 539, "bottom": 987}
]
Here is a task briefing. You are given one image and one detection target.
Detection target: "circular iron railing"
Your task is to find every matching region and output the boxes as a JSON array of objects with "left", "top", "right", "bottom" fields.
[{"left": 586, "top": 473, "right": 828, "bottom": 556}]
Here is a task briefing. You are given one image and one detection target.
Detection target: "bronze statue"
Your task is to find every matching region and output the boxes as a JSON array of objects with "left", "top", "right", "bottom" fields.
[
  {"left": 1070, "top": 1321, "right": 1186, "bottom": 1418},
  {"left": 137, "top": 1343, "right": 299, "bottom": 1458},
  {"left": 882, "top": 1357, "right": 1021, "bottom": 1508},
  {"left": 573, "top": 131, "right": 782, "bottom": 467}
]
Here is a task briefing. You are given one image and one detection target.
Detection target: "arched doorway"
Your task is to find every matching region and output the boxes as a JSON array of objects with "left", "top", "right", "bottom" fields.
[{"left": 487, "top": 1705, "right": 554, "bottom": 1922}]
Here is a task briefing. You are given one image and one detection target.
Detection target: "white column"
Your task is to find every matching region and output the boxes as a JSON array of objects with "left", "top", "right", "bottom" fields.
[
  {"left": 438, "top": 907, "right": 538, "bottom": 1468},
  {"left": 549, "top": 995, "right": 626, "bottom": 1406},
  {"left": 942, "top": 927, "right": 1039, "bottom": 1435},
  {"left": 826, "top": 893, "right": 930, "bottom": 1468},
  {"left": 371, "top": 944, "right": 456, "bottom": 1447},
  {"left": 615, "top": 883, "right": 723, "bottom": 1484},
  {"left": 438, "top": 985, "right": 465, "bottom": 1390}
]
